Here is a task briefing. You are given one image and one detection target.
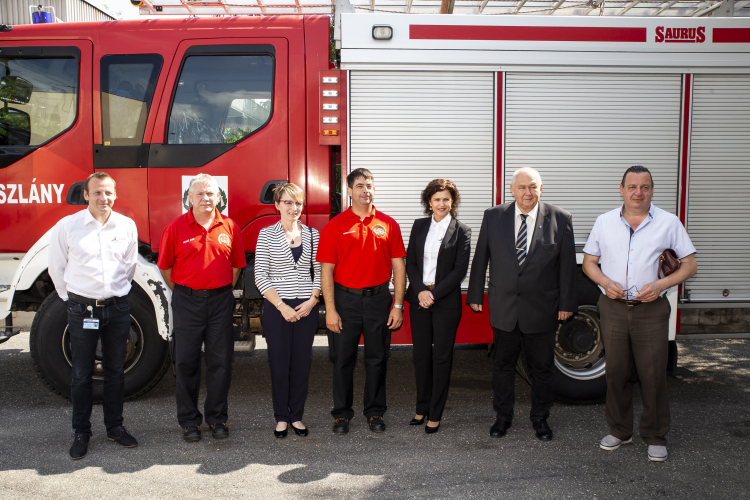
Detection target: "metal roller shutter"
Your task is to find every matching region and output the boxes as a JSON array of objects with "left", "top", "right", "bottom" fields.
[
  {"left": 504, "top": 73, "right": 682, "bottom": 245},
  {"left": 349, "top": 71, "right": 495, "bottom": 287},
  {"left": 686, "top": 75, "right": 750, "bottom": 302}
]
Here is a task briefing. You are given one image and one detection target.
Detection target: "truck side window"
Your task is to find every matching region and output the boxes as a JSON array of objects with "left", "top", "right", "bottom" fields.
[
  {"left": 101, "top": 54, "right": 163, "bottom": 146},
  {"left": 167, "top": 55, "right": 273, "bottom": 145},
  {"left": 0, "top": 57, "right": 78, "bottom": 147}
]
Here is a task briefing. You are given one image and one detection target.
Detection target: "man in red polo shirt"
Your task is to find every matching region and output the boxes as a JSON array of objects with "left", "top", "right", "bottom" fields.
[
  {"left": 158, "top": 173, "right": 246, "bottom": 442},
  {"left": 317, "top": 168, "right": 407, "bottom": 435}
]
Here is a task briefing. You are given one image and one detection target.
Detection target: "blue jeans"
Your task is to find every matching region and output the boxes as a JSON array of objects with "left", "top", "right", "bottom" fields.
[{"left": 67, "top": 295, "right": 130, "bottom": 435}]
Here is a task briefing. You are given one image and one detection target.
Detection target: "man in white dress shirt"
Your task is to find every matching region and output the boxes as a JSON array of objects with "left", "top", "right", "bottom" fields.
[
  {"left": 48, "top": 172, "right": 139, "bottom": 460},
  {"left": 583, "top": 165, "right": 697, "bottom": 462}
]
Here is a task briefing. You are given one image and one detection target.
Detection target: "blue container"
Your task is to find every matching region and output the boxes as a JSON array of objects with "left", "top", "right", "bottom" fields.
[{"left": 31, "top": 12, "right": 54, "bottom": 24}]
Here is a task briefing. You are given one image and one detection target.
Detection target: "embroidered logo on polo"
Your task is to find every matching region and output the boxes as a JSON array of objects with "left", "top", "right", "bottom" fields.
[
  {"left": 372, "top": 224, "right": 387, "bottom": 237},
  {"left": 218, "top": 234, "right": 231, "bottom": 245}
]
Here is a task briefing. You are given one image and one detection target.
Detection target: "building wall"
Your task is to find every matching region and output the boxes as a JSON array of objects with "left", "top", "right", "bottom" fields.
[{"left": 1, "top": 0, "right": 115, "bottom": 25}]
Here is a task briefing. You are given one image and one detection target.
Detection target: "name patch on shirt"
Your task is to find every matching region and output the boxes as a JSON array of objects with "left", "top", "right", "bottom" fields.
[{"left": 372, "top": 224, "right": 387, "bottom": 238}]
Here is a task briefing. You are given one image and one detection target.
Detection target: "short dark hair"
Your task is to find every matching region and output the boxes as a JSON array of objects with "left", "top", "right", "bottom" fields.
[
  {"left": 621, "top": 165, "right": 653, "bottom": 187},
  {"left": 421, "top": 179, "right": 460, "bottom": 217},
  {"left": 84, "top": 172, "right": 116, "bottom": 194},
  {"left": 347, "top": 168, "right": 374, "bottom": 189}
]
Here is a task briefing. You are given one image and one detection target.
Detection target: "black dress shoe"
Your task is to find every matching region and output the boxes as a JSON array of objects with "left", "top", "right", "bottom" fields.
[
  {"left": 409, "top": 416, "right": 426, "bottom": 426},
  {"left": 425, "top": 422, "right": 440, "bottom": 434},
  {"left": 368, "top": 416, "right": 386, "bottom": 433},
  {"left": 532, "top": 418, "right": 553, "bottom": 441},
  {"left": 489, "top": 419, "right": 512, "bottom": 438},
  {"left": 69, "top": 433, "right": 90, "bottom": 460},
  {"left": 107, "top": 426, "right": 138, "bottom": 448},
  {"left": 274, "top": 425, "right": 288, "bottom": 439},
  {"left": 210, "top": 423, "right": 229, "bottom": 439},
  {"left": 332, "top": 418, "right": 349, "bottom": 435},
  {"left": 291, "top": 424, "right": 308, "bottom": 437},
  {"left": 183, "top": 425, "right": 201, "bottom": 442}
]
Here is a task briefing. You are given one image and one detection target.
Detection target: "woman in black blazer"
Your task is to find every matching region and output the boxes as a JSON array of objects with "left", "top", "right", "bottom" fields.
[
  {"left": 255, "top": 183, "right": 321, "bottom": 439},
  {"left": 405, "top": 179, "right": 471, "bottom": 434}
]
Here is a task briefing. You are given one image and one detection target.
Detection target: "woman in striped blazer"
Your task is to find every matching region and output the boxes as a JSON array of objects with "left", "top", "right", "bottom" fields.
[{"left": 255, "top": 183, "right": 321, "bottom": 439}]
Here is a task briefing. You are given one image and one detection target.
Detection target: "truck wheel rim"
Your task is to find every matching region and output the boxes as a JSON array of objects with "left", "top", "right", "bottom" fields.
[
  {"left": 554, "top": 306, "right": 606, "bottom": 381},
  {"left": 61, "top": 315, "right": 145, "bottom": 379}
]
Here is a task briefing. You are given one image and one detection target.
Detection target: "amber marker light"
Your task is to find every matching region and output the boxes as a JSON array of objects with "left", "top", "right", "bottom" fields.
[{"left": 323, "top": 130, "right": 339, "bottom": 136}]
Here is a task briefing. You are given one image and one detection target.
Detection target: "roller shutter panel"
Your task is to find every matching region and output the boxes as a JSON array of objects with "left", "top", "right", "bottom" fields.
[
  {"left": 349, "top": 71, "right": 495, "bottom": 287},
  {"left": 686, "top": 75, "right": 750, "bottom": 302},
  {"left": 504, "top": 73, "right": 682, "bottom": 245}
]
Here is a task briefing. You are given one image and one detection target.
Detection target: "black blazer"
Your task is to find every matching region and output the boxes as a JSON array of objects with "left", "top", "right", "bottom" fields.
[
  {"left": 466, "top": 201, "right": 577, "bottom": 333},
  {"left": 405, "top": 217, "right": 472, "bottom": 310}
]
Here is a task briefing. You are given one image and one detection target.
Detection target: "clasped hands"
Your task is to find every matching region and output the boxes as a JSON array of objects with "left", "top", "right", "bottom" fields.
[{"left": 279, "top": 296, "right": 318, "bottom": 323}]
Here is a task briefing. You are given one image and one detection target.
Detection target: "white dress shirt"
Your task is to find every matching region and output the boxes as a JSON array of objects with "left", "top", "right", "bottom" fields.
[
  {"left": 422, "top": 215, "right": 452, "bottom": 284},
  {"left": 514, "top": 202, "right": 539, "bottom": 254},
  {"left": 48, "top": 208, "right": 138, "bottom": 301},
  {"left": 583, "top": 204, "right": 696, "bottom": 299}
]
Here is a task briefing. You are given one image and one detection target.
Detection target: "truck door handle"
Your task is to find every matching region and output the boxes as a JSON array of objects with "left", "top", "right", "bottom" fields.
[{"left": 259, "top": 180, "right": 288, "bottom": 204}]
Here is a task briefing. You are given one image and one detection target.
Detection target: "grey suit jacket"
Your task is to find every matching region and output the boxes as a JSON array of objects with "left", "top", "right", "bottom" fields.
[{"left": 466, "top": 201, "right": 577, "bottom": 333}]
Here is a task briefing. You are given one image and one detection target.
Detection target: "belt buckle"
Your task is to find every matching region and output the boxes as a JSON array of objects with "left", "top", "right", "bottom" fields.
[
  {"left": 95, "top": 299, "right": 107, "bottom": 307},
  {"left": 362, "top": 287, "right": 374, "bottom": 297}
]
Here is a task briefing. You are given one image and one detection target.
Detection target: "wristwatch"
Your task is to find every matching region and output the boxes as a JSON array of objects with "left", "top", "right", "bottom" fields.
[{"left": 393, "top": 304, "right": 404, "bottom": 310}]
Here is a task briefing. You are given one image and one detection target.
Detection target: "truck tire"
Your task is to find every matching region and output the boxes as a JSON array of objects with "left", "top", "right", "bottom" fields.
[
  {"left": 516, "top": 305, "right": 607, "bottom": 404},
  {"left": 30, "top": 286, "right": 170, "bottom": 402}
]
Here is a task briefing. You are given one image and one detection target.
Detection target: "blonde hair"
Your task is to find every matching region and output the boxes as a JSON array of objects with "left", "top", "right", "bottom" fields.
[{"left": 273, "top": 183, "right": 305, "bottom": 204}]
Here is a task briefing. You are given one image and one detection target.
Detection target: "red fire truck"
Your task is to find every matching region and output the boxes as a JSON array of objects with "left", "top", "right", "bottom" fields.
[{"left": 1, "top": 0, "right": 749, "bottom": 404}]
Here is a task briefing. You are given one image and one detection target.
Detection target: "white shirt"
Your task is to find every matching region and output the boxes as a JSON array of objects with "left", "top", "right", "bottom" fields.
[
  {"left": 422, "top": 215, "right": 452, "bottom": 284},
  {"left": 514, "top": 202, "right": 539, "bottom": 254},
  {"left": 48, "top": 208, "right": 138, "bottom": 301},
  {"left": 583, "top": 204, "right": 696, "bottom": 299}
]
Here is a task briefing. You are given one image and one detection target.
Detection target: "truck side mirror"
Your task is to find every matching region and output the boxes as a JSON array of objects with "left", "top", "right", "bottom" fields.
[{"left": 0, "top": 76, "right": 34, "bottom": 105}]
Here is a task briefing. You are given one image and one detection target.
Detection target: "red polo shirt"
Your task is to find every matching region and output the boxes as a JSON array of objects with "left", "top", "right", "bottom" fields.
[
  {"left": 316, "top": 206, "right": 406, "bottom": 289},
  {"left": 157, "top": 208, "right": 246, "bottom": 290}
]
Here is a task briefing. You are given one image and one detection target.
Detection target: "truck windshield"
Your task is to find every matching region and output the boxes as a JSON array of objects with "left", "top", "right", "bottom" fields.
[
  {"left": 167, "top": 54, "right": 273, "bottom": 145},
  {"left": 0, "top": 57, "right": 78, "bottom": 147}
]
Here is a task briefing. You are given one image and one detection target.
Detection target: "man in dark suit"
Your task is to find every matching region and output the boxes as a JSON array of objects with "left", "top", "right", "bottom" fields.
[{"left": 467, "top": 167, "right": 577, "bottom": 441}]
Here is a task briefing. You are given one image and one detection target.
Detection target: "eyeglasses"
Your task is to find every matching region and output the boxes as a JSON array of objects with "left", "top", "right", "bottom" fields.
[
  {"left": 281, "top": 201, "right": 303, "bottom": 207},
  {"left": 625, "top": 285, "right": 640, "bottom": 298}
]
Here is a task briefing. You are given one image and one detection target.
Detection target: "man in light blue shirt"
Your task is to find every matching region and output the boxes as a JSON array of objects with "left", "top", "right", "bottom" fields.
[{"left": 583, "top": 166, "right": 697, "bottom": 463}]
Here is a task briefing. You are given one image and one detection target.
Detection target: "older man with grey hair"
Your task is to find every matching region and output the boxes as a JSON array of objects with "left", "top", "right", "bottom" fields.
[
  {"left": 158, "top": 173, "right": 246, "bottom": 442},
  {"left": 467, "top": 167, "right": 577, "bottom": 442}
]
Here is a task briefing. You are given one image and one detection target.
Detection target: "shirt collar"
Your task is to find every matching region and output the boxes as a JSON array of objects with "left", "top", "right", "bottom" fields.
[
  {"left": 514, "top": 202, "right": 539, "bottom": 222},
  {"left": 619, "top": 203, "right": 655, "bottom": 228},
  {"left": 83, "top": 207, "right": 116, "bottom": 227},
  {"left": 431, "top": 214, "right": 452, "bottom": 228},
  {"left": 345, "top": 205, "right": 377, "bottom": 221},
  {"left": 188, "top": 207, "right": 223, "bottom": 228}
]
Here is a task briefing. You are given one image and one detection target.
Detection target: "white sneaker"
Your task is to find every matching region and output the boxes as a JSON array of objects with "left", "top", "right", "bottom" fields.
[
  {"left": 647, "top": 445, "right": 668, "bottom": 462},
  {"left": 600, "top": 434, "right": 633, "bottom": 451}
]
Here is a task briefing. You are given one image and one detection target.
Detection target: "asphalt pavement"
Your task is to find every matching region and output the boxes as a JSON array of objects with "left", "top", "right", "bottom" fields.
[{"left": 1, "top": 331, "right": 749, "bottom": 500}]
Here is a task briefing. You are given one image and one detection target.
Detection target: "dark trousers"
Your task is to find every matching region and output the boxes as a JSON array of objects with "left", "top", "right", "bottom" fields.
[
  {"left": 493, "top": 323, "right": 555, "bottom": 423},
  {"left": 410, "top": 305, "right": 461, "bottom": 422},
  {"left": 68, "top": 295, "right": 130, "bottom": 435},
  {"left": 263, "top": 298, "right": 318, "bottom": 423},
  {"left": 331, "top": 285, "right": 392, "bottom": 420},
  {"left": 599, "top": 295, "right": 671, "bottom": 446},
  {"left": 172, "top": 287, "right": 234, "bottom": 428}
]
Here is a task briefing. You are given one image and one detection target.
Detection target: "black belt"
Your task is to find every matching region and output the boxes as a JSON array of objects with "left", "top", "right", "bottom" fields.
[
  {"left": 68, "top": 292, "right": 122, "bottom": 307},
  {"left": 615, "top": 295, "right": 666, "bottom": 307},
  {"left": 334, "top": 282, "right": 389, "bottom": 297},
  {"left": 174, "top": 283, "right": 232, "bottom": 298}
]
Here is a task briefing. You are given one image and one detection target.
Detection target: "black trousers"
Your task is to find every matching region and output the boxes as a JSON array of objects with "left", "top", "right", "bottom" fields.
[
  {"left": 68, "top": 295, "right": 130, "bottom": 435},
  {"left": 410, "top": 304, "right": 461, "bottom": 422},
  {"left": 330, "top": 285, "right": 392, "bottom": 420},
  {"left": 493, "top": 323, "right": 556, "bottom": 423},
  {"left": 263, "top": 298, "right": 318, "bottom": 423},
  {"left": 172, "top": 287, "right": 234, "bottom": 428}
]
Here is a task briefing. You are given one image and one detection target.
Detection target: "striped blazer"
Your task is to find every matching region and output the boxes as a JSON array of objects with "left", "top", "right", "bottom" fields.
[{"left": 254, "top": 221, "right": 322, "bottom": 300}]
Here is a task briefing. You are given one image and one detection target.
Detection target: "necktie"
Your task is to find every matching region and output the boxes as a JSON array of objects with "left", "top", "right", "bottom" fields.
[{"left": 516, "top": 214, "right": 528, "bottom": 266}]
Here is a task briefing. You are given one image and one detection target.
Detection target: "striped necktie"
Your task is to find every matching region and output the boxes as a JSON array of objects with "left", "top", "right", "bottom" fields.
[{"left": 516, "top": 214, "right": 528, "bottom": 266}]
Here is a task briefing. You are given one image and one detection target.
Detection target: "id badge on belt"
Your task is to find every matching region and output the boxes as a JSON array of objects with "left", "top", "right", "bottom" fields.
[{"left": 83, "top": 305, "right": 99, "bottom": 330}]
